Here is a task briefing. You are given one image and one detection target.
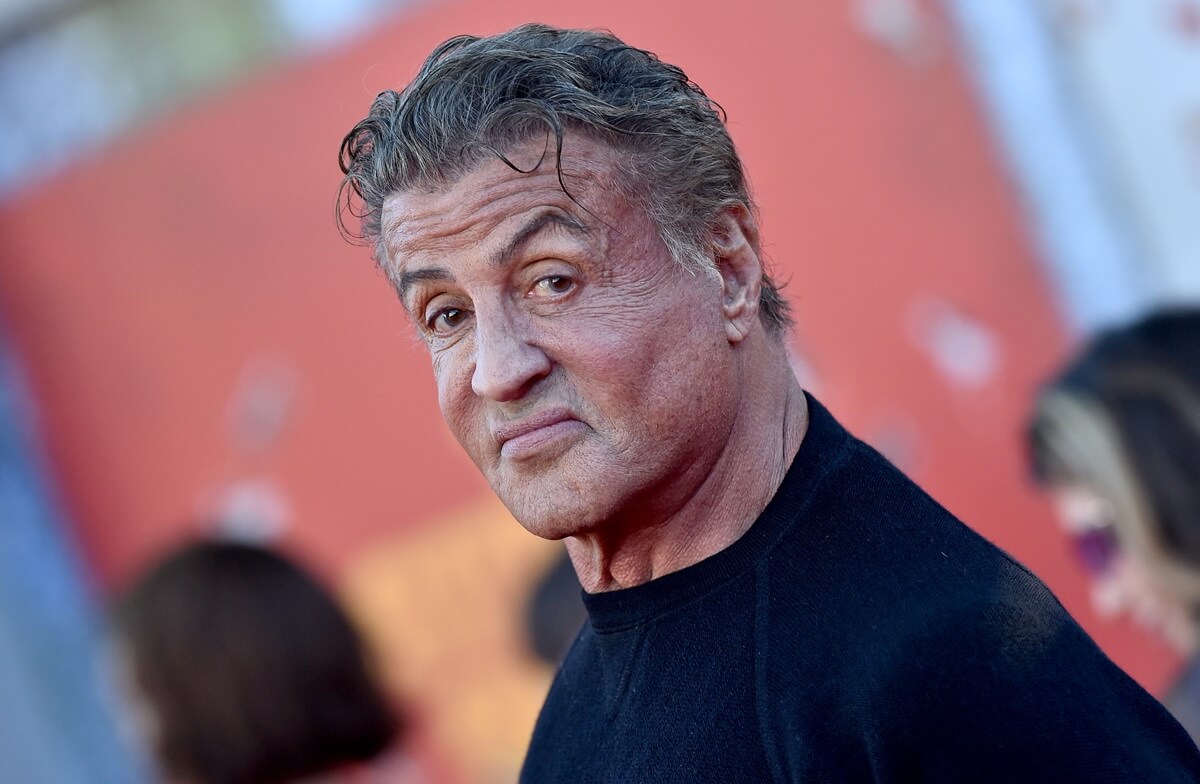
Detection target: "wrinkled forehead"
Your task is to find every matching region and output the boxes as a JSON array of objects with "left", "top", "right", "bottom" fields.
[{"left": 378, "top": 135, "right": 632, "bottom": 266}]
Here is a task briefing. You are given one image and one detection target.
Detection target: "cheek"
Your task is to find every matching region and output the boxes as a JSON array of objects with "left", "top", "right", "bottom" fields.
[
  {"left": 567, "top": 318, "right": 730, "bottom": 436},
  {"left": 558, "top": 333, "right": 657, "bottom": 419},
  {"left": 565, "top": 286, "right": 722, "bottom": 375},
  {"left": 432, "top": 350, "right": 477, "bottom": 436}
]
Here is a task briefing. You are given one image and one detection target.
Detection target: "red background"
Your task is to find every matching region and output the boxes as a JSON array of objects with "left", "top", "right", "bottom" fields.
[{"left": 0, "top": 0, "right": 1179, "bottom": 778}]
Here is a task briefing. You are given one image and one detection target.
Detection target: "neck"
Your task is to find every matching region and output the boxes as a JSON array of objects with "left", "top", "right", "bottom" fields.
[{"left": 567, "top": 342, "right": 808, "bottom": 592}]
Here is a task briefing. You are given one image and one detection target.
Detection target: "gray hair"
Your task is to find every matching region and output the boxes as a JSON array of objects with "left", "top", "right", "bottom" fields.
[{"left": 337, "top": 23, "right": 792, "bottom": 332}]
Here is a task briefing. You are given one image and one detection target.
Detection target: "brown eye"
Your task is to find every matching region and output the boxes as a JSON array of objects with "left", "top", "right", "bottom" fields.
[
  {"left": 430, "top": 307, "right": 469, "bottom": 334},
  {"left": 533, "top": 275, "right": 574, "bottom": 296}
]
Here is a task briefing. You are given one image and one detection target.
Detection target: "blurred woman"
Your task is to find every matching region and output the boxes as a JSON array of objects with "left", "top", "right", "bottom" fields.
[
  {"left": 1027, "top": 307, "right": 1200, "bottom": 739},
  {"left": 113, "top": 539, "right": 412, "bottom": 784}
]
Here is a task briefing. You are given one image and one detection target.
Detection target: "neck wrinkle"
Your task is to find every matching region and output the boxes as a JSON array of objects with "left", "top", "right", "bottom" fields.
[{"left": 569, "top": 358, "right": 807, "bottom": 593}]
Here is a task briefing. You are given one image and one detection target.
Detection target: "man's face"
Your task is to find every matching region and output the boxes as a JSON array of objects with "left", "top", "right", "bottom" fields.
[{"left": 380, "top": 135, "right": 742, "bottom": 540}]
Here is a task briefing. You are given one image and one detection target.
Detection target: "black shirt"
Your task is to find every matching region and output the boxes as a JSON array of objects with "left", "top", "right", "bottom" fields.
[{"left": 521, "top": 395, "right": 1200, "bottom": 782}]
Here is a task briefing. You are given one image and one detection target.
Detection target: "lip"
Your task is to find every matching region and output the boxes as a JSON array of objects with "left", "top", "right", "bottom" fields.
[{"left": 493, "top": 409, "right": 585, "bottom": 461}]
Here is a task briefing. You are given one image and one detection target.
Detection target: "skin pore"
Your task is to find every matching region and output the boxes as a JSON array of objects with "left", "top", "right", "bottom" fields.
[{"left": 381, "top": 134, "right": 807, "bottom": 592}]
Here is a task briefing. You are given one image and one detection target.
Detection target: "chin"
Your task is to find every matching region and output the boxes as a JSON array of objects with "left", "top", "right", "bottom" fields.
[
  {"left": 486, "top": 451, "right": 624, "bottom": 537},
  {"left": 494, "top": 485, "right": 613, "bottom": 542},
  {"left": 514, "top": 519, "right": 577, "bottom": 542},
  {"left": 509, "top": 502, "right": 602, "bottom": 541}
]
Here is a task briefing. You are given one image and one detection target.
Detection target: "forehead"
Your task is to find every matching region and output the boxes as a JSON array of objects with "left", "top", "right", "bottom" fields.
[{"left": 380, "top": 135, "right": 629, "bottom": 268}]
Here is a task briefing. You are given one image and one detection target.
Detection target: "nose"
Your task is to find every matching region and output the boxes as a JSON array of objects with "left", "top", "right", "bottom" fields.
[{"left": 471, "top": 304, "right": 552, "bottom": 402}]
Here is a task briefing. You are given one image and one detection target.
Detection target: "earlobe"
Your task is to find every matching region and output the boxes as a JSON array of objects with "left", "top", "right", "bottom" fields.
[{"left": 712, "top": 204, "right": 763, "bottom": 344}]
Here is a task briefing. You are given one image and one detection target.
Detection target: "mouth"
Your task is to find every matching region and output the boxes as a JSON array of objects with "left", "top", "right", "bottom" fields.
[{"left": 493, "top": 409, "right": 586, "bottom": 461}]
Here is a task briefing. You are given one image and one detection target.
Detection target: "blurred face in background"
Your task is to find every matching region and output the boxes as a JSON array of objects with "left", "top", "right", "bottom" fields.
[{"left": 1051, "top": 484, "right": 1199, "bottom": 656}]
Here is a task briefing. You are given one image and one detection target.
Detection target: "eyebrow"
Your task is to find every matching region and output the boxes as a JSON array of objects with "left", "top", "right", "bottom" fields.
[
  {"left": 397, "top": 211, "right": 589, "bottom": 305},
  {"left": 397, "top": 267, "right": 455, "bottom": 304},
  {"left": 491, "top": 211, "right": 589, "bottom": 268}
]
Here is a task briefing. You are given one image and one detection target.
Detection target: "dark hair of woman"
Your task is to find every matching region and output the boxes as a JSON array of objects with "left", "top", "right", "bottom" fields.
[
  {"left": 1028, "top": 307, "right": 1200, "bottom": 588},
  {"left": 113, "top": 539, "right": 399, "bottom": 784}
]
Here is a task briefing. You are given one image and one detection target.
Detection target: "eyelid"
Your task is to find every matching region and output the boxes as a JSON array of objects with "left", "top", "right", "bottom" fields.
[
  {"left": 407, "top": 291, "right": 435, "bottom": 324},
  {"left": 524, "top": 257, "right": 579, "bottom": 286}
]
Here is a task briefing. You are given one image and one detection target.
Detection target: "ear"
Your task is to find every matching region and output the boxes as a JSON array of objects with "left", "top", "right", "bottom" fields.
[{"left": 711, "top": 203, "right": 763, "bottom": 344}]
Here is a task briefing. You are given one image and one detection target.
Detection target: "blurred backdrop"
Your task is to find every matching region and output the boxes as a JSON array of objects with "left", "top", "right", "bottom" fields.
[{"left": 0, "top": 0, "right": 1198, "bottom": 781}]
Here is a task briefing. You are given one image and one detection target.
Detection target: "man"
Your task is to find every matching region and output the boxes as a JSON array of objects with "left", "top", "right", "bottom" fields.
[{"left": 338, "top": 24, "right": 1200, "bottom": 782}]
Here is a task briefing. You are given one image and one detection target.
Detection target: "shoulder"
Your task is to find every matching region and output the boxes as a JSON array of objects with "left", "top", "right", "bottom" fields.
[
  {"left": 761, "top": 579, "right": 1200, "bottom": 780},
  {"left": 759, "top": 439, "right": 1200, "bottom": 780},
  {"left": 872, "top": 589, "right": 1200, "bottom": 780},
  {"left": 766, "top": 436, "right": 1040, "bottom": 629}
]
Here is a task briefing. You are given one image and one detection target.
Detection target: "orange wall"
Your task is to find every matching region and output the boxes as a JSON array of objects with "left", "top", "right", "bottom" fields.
[{"left": 0, "top": 0, "right": 1179, "bottom": 722}]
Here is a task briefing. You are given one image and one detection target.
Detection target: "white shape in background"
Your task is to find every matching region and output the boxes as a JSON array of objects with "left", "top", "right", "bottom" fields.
[
  {"left": 853, "top": 0, "right": 941, "bottom": 65},
  {"left": 0, "top": 0, "right": 414, "bottom": 197},
  {"left": 942, "top": 0, "right": 1150, "bottom": 334},
  {"left": 1040, "top": 0, "right": 1200, "bottom": 310},
  {"left": 906, "top": 296, "right": 1002, "bottom": 389},
  {"left": 224, "top": 356, "right": 297, "bottom": 454},
  {"left": 0, "top": 0, "right": 87, "bottom": 37},
  {"left": 200, "top": 356, "right": 299, "bottom": 541},
  {"left": 267, "top": 0, "right": 412, "bottom": 50},
  {"left": 1186, "top": 107, "right": 1200, "bottom": 176},
  {"left": 0, "top": 12, "right": 135, "bottom": 196},
  {"left": 207, "top": 478, "right": 292, "bottom": 543}
]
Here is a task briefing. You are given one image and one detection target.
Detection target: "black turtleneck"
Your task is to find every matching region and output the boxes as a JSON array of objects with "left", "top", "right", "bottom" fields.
[{"left": 520, "top": 395, "right": 1200, "bottom": 783}]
